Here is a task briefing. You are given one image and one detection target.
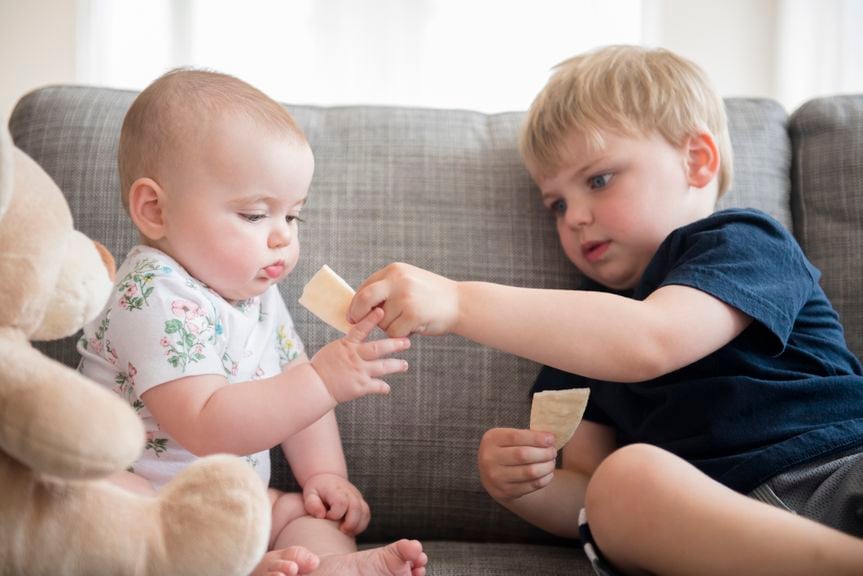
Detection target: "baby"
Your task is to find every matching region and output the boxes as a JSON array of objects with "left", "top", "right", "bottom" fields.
[{"left": 78, "top": 69, "right": 427, "bottom": 576}]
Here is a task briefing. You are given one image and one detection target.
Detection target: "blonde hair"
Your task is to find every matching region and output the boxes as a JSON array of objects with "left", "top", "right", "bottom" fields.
[
  {"left": 520, "top": 45, "right": 733, "bottom": 197},
  {"left": 118, "top": 68, "right": 306, "bottom": 210}
]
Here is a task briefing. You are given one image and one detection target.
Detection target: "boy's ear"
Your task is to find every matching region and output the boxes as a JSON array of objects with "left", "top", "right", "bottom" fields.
[
  {"left": 685, "top": 132, "right": 720, "bottom": 189},
  {"left": 128, "top": 177, "right": 167, "bottom": 240}
]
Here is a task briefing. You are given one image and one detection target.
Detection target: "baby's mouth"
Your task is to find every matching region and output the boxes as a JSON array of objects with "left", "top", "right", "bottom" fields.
[{"left": 263, "top": 262, "right": 285, "bottom": 279}]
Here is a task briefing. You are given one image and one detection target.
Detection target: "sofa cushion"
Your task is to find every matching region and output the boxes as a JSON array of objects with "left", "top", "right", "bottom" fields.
[
  {"left": 790, "top": 95, "right": 863, "bottom": 361},
  {"left": 9, "top": 87, "right": 793, "bottom": 547},
  {"left": 719, "top": 99, "right": 792, "bottom": 230}
]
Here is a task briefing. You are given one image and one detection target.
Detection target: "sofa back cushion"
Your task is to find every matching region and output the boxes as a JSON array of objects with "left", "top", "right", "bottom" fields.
[
  {"left": 10, "top": 87, "right": 791, "bottom": 542},
  {"left": 790, "top": 96, "right": 863, "bottom": 361}
]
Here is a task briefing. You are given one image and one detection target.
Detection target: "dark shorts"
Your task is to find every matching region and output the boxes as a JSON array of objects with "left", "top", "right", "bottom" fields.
[
  {"left": 579, "top": 446, "right": 863, "bottom": 576},
  {"left": 749, "top": 445, "right": 863, "bottom": 538}
]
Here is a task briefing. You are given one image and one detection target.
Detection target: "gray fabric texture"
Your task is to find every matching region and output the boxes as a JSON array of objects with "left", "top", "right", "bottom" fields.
[
  {"left": 790, "top": 95, "right": 863, "bottom": 361},
  {"left": 9, "top": 85, "right": 799, "bottom": 573},
  {"left": 752, "top": 446, "right": 863, "bottom": 538}
]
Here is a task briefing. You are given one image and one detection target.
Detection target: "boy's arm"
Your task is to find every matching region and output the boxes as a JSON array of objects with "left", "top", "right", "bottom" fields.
[
  {"left": 455, "top": 281, "right": 750, "bottom": 381},
  {"left": 352, "top": 264, "right": 751, "bottom": 382},
  {"left": 491, "top": 420, "right": 617, "bottom": 539}
]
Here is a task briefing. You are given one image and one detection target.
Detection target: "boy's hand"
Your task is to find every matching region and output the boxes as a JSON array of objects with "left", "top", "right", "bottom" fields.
[
  {"left": 350, "top": 263, "right": 460, "bottom": 337},
  {"left": 303, "top": 473, "right": 371, "bottom": 536},
  {"left": 310, "top": 307, "right": 410, "bottom": 403},
  {"left": 477, "top": 428, "right": 557, "bottom": 502}
]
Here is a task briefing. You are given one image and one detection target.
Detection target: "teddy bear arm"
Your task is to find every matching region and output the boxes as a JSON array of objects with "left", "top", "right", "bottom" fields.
[{"left": 0, "top": 334, "right": 144, "bottom": 480}]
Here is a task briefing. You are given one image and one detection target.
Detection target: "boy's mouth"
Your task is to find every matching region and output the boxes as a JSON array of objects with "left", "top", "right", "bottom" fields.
[
  {"left": 263, "top": 261, "right": 285, "bottom": 279},
  {"left": 581, "top": 240, "right": 610, "bottom": 263}
]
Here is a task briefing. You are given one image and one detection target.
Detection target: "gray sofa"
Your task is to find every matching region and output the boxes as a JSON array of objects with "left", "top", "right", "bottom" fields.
[{"left": 9, "top": 86, "right": 863, "bottom": 575}]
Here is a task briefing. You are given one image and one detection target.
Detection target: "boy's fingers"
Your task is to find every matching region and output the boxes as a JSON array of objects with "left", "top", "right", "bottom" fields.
[
  {"left": 503, "top": 445, "right": 557, "bottom": 466},
  {"left": 344, "top": 307, "right": 384, "bottom": 343},
  {"left": 498, "top": 428, "right": 555, "bottom": 448},
  {"left": 349, "top": 281, "right": 390, "bottom": 324},
  {"left": 384, "top": 313, "right": 420, "bottom": 338}
]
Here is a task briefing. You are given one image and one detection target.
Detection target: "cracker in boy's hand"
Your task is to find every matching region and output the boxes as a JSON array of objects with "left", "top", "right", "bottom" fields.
[
  {"left": 299, "top": 265, "right": 356, "bottom": 333},
  {"left": 530, "top": 388, "right": 591, "bottom": 450}
]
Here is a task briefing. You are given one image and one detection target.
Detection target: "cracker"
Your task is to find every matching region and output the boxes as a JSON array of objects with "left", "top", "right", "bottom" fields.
[
  {"left": 298, "top": 265, "right": 356, "bottom": 333},
  {"left": 530, "top": 388, "right": 590, "bottom": 450}
]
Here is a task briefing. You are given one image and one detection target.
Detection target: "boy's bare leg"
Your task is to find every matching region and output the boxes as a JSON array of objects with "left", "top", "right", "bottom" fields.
[
  {"left": 585, "top": 443, "right": 863, "bottom": 576},
  {"left": 264, "top": 489, "right": 427, "bottom": 576}
]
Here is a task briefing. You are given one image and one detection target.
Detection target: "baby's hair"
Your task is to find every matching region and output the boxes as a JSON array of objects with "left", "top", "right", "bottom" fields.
[
  {"left": 118, "top": 67, "right": 307, "bottom": 210},
  {"left": 520, "top": 45, "right": 733, "bottom": 197}
]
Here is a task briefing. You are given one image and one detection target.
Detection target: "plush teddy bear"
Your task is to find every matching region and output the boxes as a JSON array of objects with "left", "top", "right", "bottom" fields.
[{"left": 0, "top": 115, "right": 271, "bottom": 575}]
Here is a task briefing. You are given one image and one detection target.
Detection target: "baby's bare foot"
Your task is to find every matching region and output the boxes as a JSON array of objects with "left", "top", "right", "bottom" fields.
[
  {"left": 250, "top": 545, "right": 320, "bottom": 576},
  {"left": 315, "top": 539, "right": 427, "bottom": 576}
]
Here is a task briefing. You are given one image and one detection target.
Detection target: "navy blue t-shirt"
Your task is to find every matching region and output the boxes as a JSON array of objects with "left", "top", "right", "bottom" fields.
[{"left": 533, "top": 208, "right": 863, "bottom": 493}]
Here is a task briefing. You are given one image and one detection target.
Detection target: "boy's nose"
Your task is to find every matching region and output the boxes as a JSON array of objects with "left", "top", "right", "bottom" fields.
[{"left": 564, "top": 203, "right": 593, "bottom": 228}]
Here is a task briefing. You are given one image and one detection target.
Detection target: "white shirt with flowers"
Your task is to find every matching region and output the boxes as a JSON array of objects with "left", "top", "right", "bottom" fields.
[{"left": 78, "top": 245, "right": 303, "bottom": 489}]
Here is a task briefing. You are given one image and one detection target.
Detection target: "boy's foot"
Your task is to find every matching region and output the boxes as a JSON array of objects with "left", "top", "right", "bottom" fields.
[
  {"left": 316, "top": 539, "right": 428, "bottom": 576},
  {"left": 251, "top": 545, "right": 320, "bottom": 576}
]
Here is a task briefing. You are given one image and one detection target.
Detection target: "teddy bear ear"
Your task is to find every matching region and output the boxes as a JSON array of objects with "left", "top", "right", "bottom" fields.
[{"left": 0, "top": 112, "right": 12, "bottom": 222}]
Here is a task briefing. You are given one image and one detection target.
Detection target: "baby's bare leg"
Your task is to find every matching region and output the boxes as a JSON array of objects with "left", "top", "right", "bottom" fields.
[
  {"left": 585, "top": 444, "right": 863, "bottom": 576},
  {"left": 270, "top": 490, "right": 427, "bottom": 576},
  {"left": 107, "top": 470, "right": 156, "bottom": 496},
  {"left": 250, "top": 489, "right": 320, "bottom": 576}
]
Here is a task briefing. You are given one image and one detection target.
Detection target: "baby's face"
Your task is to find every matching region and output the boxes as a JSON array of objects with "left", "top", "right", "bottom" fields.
[
  {"left": 534, "top": 129, "right": 710, "bottom": 291},
  {"left": 157, "top": 115, "right": 314, "bottom": 303}
]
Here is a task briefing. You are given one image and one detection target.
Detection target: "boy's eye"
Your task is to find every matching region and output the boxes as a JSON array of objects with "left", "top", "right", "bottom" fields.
[
  {"left": 241, "top": 213, "right": 266, "bottom": 222},
  {"left": 549, "top": 199, "right": 566, "bottom": 216},
  {"left": 286, "top": 215, "right": 305, "bottom": 224},
  {"left": 588, "top": 173, "right": 612, "bottom": 189}
]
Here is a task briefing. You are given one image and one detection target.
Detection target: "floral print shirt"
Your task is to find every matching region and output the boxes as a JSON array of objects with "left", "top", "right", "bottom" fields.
[{"left": 78, "top": 245, "right": 303, "bottom": 489}]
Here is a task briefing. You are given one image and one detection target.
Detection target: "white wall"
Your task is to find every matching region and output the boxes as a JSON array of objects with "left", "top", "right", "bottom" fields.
[
  {"left": 649, "top": 0, "right": 779, "bottom": 100},
  {"left": 0, "top": 0, "right": 843, "bottom": 121},
  {"left": 0, "top": 0, "right": 77, "bottom": 119}
]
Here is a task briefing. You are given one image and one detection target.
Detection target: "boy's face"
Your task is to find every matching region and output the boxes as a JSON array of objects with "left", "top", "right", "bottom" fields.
[
  {"left": 534, "top": 129, "right": 712, "bottom": 291},
  {"left": 157, "top": 115, "right": 314, "bottom": 303}
]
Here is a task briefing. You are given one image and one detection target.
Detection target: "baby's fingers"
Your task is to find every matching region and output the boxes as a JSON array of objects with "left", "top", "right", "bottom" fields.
[
  {"left": 344, "top": 307, "right": 385, "bottom": 344},
  {"left": 367, "top": 358, "right": 410, "bottom": 378},
  {"left": 340, "top": 498, "right": 371, "bottom": 535},
  {"left": 359, "top": 337, "right": 411, "bottom": 360},
  {"left": 304, "top": 491, "right": 327, "bottom": 519}
]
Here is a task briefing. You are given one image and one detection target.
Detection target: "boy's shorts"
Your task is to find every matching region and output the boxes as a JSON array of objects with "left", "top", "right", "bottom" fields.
[{"left": 578, "top": 446, "right": 863, "bottom": 576}]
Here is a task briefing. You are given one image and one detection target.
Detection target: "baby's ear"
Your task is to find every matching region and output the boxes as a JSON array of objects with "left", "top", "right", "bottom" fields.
[
  {"left": 128, "top": 177, "right": 167, "bottom": 240},
  {"left": 685, "top": 132, "right": 720, "bottom": 189}
]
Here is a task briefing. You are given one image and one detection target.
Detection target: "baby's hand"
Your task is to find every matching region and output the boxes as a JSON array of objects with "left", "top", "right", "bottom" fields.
[
  {"left": 303, "top": 473, "right": 371, "bottom": 536},
  {"left": 477, "top": 428, "right": 557, "bottom": 503},
  {"left": 310, "top": 307, "right": 410, "bottom": 403},
  {"left": 350, "top": 263, "right": 460, "bottom": 338}
]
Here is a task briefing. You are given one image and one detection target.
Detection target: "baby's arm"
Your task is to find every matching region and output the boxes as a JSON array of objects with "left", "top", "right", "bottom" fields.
[
  {"left": 279, "top": 411, "right": 371, "bottom": 535},
  {"left": 141, "top": 308, "right": 409, "bottom": 457},
  {"left": 478, "top": 420, "right": 616, "bottom": 538},
  {"left": 351, "top": 263, "right": 751, "bottom": 382}
]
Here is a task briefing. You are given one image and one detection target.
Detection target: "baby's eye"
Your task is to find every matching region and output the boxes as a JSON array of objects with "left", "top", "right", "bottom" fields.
[
  {"left": 286, "top": 215, "right": 305, "bottom": 224},
  {"left": 241, "top": 213, "right": 266, "bottom": 223},
  {"left": 588, "top": 173, "right": 612, "bottom": 190}
]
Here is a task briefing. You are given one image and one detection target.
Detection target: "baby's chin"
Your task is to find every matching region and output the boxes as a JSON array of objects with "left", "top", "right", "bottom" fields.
[{"left": 219, "top": 282, "right": 274, "bottom": 305}]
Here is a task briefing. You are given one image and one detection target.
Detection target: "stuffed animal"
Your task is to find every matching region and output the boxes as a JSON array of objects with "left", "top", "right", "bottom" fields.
[{"left": 0, "top": 115, "right": 271, "bottom": 575}]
